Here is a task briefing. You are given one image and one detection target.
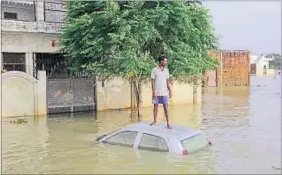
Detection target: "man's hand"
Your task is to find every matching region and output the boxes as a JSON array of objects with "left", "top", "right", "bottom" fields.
[
  {"left": 152, "top": 91, "right": 157, "bottom": 98},
  {"left": 167, "top": 79, "right": 172, "bottom": 99}
]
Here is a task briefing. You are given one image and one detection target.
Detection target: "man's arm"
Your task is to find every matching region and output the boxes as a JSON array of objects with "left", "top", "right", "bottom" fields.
[
  {"left": 152, "top": 80, "right": 156, "bottom": 96},
  {"left": 166, "top": 70, "right": 172, "bottom": 98},
  {"left": 167, "top": 79, "right": 172, "bottom": 97},
  {"left": 151, "top": 69, "right": 156, "bottom": 97}
]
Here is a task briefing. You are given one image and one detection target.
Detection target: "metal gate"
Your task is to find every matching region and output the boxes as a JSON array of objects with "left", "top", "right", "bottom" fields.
[
  {"left": 250, "top": 63, "right": 256, "bottom": 75},
  {"left": 47, "top": 78, "right": 96, "bottom": 114},
  {"left": 33, "top": 53, "right": 96, "bottom": 114}
]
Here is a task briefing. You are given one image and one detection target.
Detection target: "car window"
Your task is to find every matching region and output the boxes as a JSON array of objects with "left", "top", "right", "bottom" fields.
[
  {"left": 181, "top": 133, "right": 208, "bottom": 153},
  {"left": 138, "top": 133, "right": 169, "bottom": 152},
  {"left": 105, "top": 131, "right": 138, "bottom": 147}
]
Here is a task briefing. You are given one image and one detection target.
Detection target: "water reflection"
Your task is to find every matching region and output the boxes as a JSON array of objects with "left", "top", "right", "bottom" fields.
[
  {"left": 2, "top": 116, "right": 49, "bottom": 174},
  {"left": 2, "top": 76, "right": 281, "bottom": 174}
]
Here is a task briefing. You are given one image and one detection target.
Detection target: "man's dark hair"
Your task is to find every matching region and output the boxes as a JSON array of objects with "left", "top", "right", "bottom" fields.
[{"left": 158, "top": 55, "right": 168, "bottom": 63}]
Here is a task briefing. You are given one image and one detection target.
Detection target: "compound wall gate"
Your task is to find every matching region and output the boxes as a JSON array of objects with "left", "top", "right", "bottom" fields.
[{"left": 34, "top": 52, "right": 96, "bottom": 114}]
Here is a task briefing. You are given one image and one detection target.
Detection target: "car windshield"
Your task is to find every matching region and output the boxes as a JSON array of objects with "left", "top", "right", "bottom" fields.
[{"left": 180, "top": 133, "right": 208, "bottom": 153}]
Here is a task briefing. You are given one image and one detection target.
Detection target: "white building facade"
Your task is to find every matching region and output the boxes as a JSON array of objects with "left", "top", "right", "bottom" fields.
[
  {"left": 250, "top": 54, "right": 274, "bottom": 75},
  {"left": 1, "top": 0, "right": 65, "bottom": 77}
]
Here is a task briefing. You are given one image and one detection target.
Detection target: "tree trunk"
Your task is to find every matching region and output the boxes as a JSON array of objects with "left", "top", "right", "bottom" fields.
[
  {"left": 137, "top": 80, "right": 142, "bottom": 118},
  {"left": 130, "top": 77, "right": 133, "bottom": 110},
  {"left": 133, "top": 80, "right": 142, "bottom": 118},
  {"left": 192, "top": 78, "right": 197, "bottom": 104}
]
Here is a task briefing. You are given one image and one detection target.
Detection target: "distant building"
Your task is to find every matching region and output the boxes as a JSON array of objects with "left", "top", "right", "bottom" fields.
[
  {"left": 204, "top": 50, "right": 250, "bottom": 87},
  {"left": 250, "top": 54, "right": 274, "bottom": 75}
]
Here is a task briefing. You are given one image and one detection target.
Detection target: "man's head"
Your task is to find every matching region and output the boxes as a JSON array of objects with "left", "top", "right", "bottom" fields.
[{"left": 158, "top": 55, "right": 168, "bottom": 66}]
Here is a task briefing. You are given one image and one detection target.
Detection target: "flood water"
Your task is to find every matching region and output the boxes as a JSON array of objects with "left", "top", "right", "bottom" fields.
[{"left": 2, "top": 76, "right": 281, "bottom": 174}]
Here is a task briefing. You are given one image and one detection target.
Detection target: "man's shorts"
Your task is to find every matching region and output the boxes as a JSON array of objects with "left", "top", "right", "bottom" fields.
[{"left": 152, "top": 96, "right": 168, "bottom": 105}]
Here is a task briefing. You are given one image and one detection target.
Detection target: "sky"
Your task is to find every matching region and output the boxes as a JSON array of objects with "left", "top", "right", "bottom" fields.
[{"left": 203, "top": 1, "right": 281, "bottom": 54}]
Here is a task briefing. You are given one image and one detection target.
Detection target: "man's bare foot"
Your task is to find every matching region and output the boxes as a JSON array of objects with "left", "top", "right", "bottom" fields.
[
  {"left": 167, "top": 125, "right": 172, "bottom": 129},
  {"left": 149, "top": 122, "right": 156, "bottom": 126}
]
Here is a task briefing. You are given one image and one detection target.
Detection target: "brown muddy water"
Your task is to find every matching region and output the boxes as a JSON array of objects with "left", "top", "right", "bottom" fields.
[{"left": 2, "top": 75, "right": 281, "bottom": 174}]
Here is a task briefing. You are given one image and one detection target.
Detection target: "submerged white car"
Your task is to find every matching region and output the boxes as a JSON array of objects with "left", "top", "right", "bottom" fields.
[{"left": 96, "top": 121, "right": 212, "bottom": 155}]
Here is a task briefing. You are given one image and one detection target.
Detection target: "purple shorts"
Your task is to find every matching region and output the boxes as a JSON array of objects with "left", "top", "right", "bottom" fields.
[{"left": 152, "top": 96, "right": 168, "bottom": 105}]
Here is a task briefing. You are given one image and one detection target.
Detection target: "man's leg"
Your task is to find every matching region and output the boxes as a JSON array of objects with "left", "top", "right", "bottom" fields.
[
  {"left": 150, "top": 97, "right": 159, "bottom": 126},
  {"left": 162, "top": 96, "right": 172, "bottom": 129}
]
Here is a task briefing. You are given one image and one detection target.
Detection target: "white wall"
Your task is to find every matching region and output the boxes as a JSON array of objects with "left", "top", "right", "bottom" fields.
[
  {"left": 256, "top": 59, "right": 269, "bottom": 75},
  {"left": 1, "top": 2, "right": 35, "bottom": 21},
  {"left": 0, "top": 71, "right": 47, "bottom": 117},
  {"left": 250, "top": 54, "right": 272, "bottom": 75},
  {"left": 250, "top": 55, "right": 259, "bottom": 64},
  {"left": 6, "top": 1, "right": 34, "bottom": 4},
  {"left": 2, "top": 31, "right": 61, "bottom": 75},
  {"left": 2, "top": 32, "right": 60, "bottom": 53}
]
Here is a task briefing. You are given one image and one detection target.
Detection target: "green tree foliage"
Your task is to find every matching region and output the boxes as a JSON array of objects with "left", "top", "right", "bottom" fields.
[
  {"left": 267, "top": 53, "right": 282, "bottom": 69},
  {"left": 60, "top": 1, "right": 218, "bottom": 112}
]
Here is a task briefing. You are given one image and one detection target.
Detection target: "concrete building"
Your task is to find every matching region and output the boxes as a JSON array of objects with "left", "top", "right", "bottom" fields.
[
  {"left": 1, "top": 0, "right": 65, "bottom": 77},
  {"left": 250, "top": 54, "right": 274, "bottom": 76}
]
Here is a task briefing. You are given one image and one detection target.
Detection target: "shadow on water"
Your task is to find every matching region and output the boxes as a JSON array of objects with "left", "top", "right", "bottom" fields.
[{"left": 2, "top": 75, "right": 281, "bottom": 174}]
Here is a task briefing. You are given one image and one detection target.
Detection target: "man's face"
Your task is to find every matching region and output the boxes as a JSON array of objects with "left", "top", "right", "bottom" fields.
[{"left": 161, "top": 58, "right": 168, "bottom": 66}]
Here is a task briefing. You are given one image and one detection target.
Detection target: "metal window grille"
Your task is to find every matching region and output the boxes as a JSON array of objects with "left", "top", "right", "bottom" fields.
[
  {"left": 2, "top": 53, "right": 26, "bottom": 72},
  {"left": 33, "top": 52, "right": 91, "bottom": 79},
  {"left": 34, "top": 53, "right": 70, "bottom": 79},
  {"left": 4, "top": 12, "right": 18, "bottom": 20},
  {"left": 44, "top": 1, "right": 67, "bottom": 23}
]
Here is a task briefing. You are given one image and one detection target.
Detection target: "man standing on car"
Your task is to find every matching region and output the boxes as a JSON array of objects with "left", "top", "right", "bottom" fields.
[{"left": 150, "top": 55, "right": 172, "bottom": 129}]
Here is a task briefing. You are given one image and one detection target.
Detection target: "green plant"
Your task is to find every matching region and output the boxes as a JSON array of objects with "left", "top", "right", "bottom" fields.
[{"left": 60, "top": 1, "right": 219, "bottom": 115}]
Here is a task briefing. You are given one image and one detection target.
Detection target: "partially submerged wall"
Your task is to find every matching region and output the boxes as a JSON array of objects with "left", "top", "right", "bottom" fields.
[
  {"left": 96, "top": 77, "right": 201, "bottom": 111},
  {"left": 205, "top": 50, "right": 250, "bottom": 87},
  {"left": 1, "top": 71, "right": 46, "bottom": 117}
]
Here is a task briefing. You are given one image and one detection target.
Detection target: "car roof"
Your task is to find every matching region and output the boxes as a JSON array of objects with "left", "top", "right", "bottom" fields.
[{"left": 121, "top": 121, "right": 200, "bottom": 140}]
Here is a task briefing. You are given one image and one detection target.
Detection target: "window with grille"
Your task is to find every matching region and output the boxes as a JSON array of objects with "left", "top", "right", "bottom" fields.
[
  {"left": 2, "top": 53, "right": 26, "bottom": 72},
  {"left": 1, "top": 1, "right": 36, "bottom": 22},
  {"left": 4, "top": 12, "right": 18, "bottom": 20},
  {"left": 44, "top": 1, "right": 66, "bottom": 23}
]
